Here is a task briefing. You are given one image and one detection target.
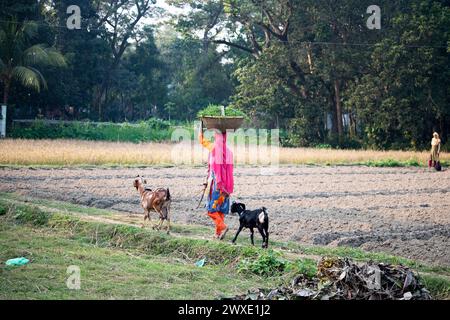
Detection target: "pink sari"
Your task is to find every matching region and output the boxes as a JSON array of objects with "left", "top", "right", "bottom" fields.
[{"left": 209, "top": 132, "right": 234, "bottom": 195}]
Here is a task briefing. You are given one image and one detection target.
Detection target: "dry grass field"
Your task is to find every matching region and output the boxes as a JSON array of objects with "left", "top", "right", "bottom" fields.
[{"left": 1, "top": 139, "right": 448, "bottom": 166}]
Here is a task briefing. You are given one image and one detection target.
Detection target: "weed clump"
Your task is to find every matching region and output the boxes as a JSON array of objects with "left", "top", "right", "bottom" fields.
[
  {"left": 237, "top": 250, "right": 287, "bottom": 277},
  {"left": 13, "top": 204, "right": 50, "bottom": 226},
  {"left": 0, "top": 202, "right": 8, "bottom": 216}
]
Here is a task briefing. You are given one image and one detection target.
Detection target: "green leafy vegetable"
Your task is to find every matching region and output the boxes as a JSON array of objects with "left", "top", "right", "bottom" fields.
[{"left": 197, "top": 104, "right": 247, "bottom": 118}]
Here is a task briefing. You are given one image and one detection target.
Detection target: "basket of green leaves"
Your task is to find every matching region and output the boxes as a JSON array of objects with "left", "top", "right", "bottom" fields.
[{"left": 198, "top": 104, "right": 247, "bottom": 132}]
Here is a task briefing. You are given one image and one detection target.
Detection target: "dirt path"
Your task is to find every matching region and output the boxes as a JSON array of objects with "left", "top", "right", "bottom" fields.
[{"left": 1, "top": 165, "right": 449, "bottom": 266}]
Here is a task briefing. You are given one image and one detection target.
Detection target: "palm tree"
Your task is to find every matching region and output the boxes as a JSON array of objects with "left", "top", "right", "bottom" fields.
[{"left": 0, "top": 18, "right": 66, "bottom": 105}]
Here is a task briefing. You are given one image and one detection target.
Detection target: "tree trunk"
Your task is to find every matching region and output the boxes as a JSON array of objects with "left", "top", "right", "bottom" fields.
[
  {"left": 3, "top": 80, "right": 10, "bottom": 105},
  {"left": 2, "top": 79, "right": 11, "bottom": 137},
  {"left": 306, "top": 44, "right": 314, "bottom": 74},
  {"left": 349, "top": 111, "right": 356, "bottom": 138},
  {"left": 334, "top": 79, "right": 344, "bottom": 141}
]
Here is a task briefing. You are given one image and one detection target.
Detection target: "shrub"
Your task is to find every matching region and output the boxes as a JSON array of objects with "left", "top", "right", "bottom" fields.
[
  {"left": 14, "top": 205, "right": 50, "bottom": 226},
  {"left": 237, "top": 249, "right": 287, "bottom": 277},
  {"left": 315, "top": 144, "right": 332, "bottom": 149},
  {"left": 288, "top": 259, "right": 317, "bottom": 279},
  {"left": 0, "top": 202, "right": 8, "bottom": 216},
  {"left": 10, "top": 119, "right": 176, "bottom": 143}
]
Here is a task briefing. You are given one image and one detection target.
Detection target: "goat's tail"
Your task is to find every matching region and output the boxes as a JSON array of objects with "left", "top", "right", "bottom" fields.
[
  {"left": 166, "top": 188, "right": 171, "bottom": 201},
  {"left": 259, "top": 207, "right": 268, "bottom": 224}
]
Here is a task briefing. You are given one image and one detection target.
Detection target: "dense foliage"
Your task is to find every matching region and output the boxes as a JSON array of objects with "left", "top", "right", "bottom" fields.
[
  {"left": 171, "top": 0, "right": 450, "bottom": 149},
  {"left": 1, "top": 0, "right": 449, "bottom": 149},
  {"left": 10, "top": 119, "right": 176, "bottom": 142}
]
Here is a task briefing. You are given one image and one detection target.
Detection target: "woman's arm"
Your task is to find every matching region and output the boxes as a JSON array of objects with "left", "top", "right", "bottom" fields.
[{"left": 199, "top": 131, "right": 214, "bottom": 152}]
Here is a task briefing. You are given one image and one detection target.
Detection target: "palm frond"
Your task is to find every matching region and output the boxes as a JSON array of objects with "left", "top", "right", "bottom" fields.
[
  {"left": 24, "top": 44, "right": 67, "bottom": 67},
  {"left": 11, "top": 66, "right": 45, "bottom": 92},
  {"left": 45, "top": 48, "right": 67, "bottom": 67},
  {"left": 27, "top": 66, "right": 47, "bottom": 90},
  {"left": 21, "top": 20, "right": 38, "bottom": 40}
]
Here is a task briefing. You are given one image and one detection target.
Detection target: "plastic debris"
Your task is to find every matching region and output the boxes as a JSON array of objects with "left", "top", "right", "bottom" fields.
[
  {"left": 195, "top": 258, "right": 206, "bottom": 268},
  {"left": 5, "top": 257, "right": 30, "bottom": 266},
  {"left": 225, "top": 257, "right": 432, "bottom": 300}
]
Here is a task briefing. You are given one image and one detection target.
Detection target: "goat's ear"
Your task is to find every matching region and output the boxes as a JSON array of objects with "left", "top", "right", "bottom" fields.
[{"left": 241, "top": 204, "right": 246, "bottom": 211}]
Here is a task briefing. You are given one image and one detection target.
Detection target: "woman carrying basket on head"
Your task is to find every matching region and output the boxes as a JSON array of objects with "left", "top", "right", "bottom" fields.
[{"left": 198, "top": 124, "right": 234, "bottom": 240}]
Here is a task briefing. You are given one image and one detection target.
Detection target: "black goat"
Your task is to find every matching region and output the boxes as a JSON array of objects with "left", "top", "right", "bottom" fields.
[{"left": 230, "top": 202, "right": 269, "bottom": 248}]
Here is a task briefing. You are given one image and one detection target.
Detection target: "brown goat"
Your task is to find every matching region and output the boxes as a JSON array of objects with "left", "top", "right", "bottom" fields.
[{"left": 133, "top": 176, "right": 171, "bottom": 233}]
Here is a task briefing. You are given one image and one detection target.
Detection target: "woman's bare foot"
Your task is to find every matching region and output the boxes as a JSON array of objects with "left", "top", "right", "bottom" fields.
[{"left": 219, "top": 227, "right": 229, "bottom": 240}]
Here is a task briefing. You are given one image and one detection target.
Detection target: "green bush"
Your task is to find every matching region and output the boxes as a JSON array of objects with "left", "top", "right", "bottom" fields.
[
  {"left": 237, "top": 249, "right": 287, "bottom": 277},
  {"left": 315, "top": 144, "right": 332, "bottom": 149},
  {"left": 0, "top": 202, "right": 8, "bottom": 216},
  {"left": 14, "top": 205, "right": 50, "bottom": 226},
  {"left": 288, "top": 259, "right": 317, "bottom": 279},
  {"left": 10, "top": 119, "right": 178, "bottom": 143}
]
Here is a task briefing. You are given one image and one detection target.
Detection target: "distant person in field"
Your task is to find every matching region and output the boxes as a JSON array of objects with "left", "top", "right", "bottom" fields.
[
  {"left": 199, "top": 128, "right": 234, "bottom": 240},
  {"left": 430, "top": 132, "right": 441, "bottom": 168}
]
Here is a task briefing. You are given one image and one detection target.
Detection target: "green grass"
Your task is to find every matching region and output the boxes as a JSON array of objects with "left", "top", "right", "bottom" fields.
[
  {"left": 0, "top": 193, "right": 449, "bottom": 299},
  {"left": 363, "top": 159, "right": 421, "bottom": 167},
  {"left": 0, "top": 224, "right": 275, "bottom": 299},
  {"left": 0, "top": 200, "right": 284, "bottom": 299},
  {"left": 0, "top": 192, "right": 113, "bottom": 217}
]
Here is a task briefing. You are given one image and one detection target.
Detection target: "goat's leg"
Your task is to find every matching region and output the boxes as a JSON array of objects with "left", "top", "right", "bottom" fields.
[
  {"left": 250, "top": 228, "right": 255, "bottom": 246},
  {"left": 157, "top": 217, "right": 164, "bottom": 230},
  {"left": 257, "top": 226, "right": 267, "bottom": 248},
  {"left": 142, "top": 210, "right": 149, "bottom": 228},
  {"left": 165, "top": 218, "right": 171, "bottom": 234},
  {"left": 264, "top": 227, "right": 269, "bottom": 248},
  {"left": 231, "top": 226, "right": 244, "bottom": 244},
  {"left": 166, "top": 207, "right": 171, "bottom": 234},
  {"left": 152, "top": 205, "right": 163, "bottom": 230},
  {"left": 154, "top": 207, "right": 165, "bottom": 231}
]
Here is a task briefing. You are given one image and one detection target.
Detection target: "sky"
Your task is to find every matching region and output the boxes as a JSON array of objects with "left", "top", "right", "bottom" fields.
[{"left": 155, "top": 0, "right": 186, "bottom": 15}]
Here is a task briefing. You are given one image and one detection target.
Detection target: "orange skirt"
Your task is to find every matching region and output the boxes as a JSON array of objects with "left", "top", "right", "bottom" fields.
[{"left": 207, "top": 211, "right": 227, "bottom": 236}]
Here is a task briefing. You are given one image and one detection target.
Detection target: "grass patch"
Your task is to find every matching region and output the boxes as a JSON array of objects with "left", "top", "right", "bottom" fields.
[
  {"left": 0, "top": 224, "right": 275, "bottom": 299},
  {"left": 3, "top": 201, "right": 261, "bottom": 265},
  {"left": 363, "top": 159, "right": 421, "bottom": 167},
  {"left": 422, "top": 275, "right": 450, "bottom": 300},
  {"left": 0, "top": 192, "right": 113, "bottom": 217},
  {"left": 237, "top": 249, "right": 288, "bottom": 277},
  {"left": 0, "top": 196, "right": 449, "bottom": 299}
]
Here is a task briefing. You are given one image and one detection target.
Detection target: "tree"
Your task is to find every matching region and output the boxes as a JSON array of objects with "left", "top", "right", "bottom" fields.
[
  {"left": 157, "top": 28, "right": 235, "bottom": 121},
  {"left": 346, "top": 0, "right": 450, "bottom": 149},
  {"left": 125, "top": 26, "right": 167, "bottom": 119},
  {"left": 93, "top": 0, "right": 158, "bottom": 120},
  {"left": 0, "top": 18, "right": 66, "bottom": 105}
]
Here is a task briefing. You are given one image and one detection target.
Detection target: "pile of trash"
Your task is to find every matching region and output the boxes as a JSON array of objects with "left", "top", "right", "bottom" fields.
[{"left": 227, "top": 257, "right": 432, "bottom": 300}]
